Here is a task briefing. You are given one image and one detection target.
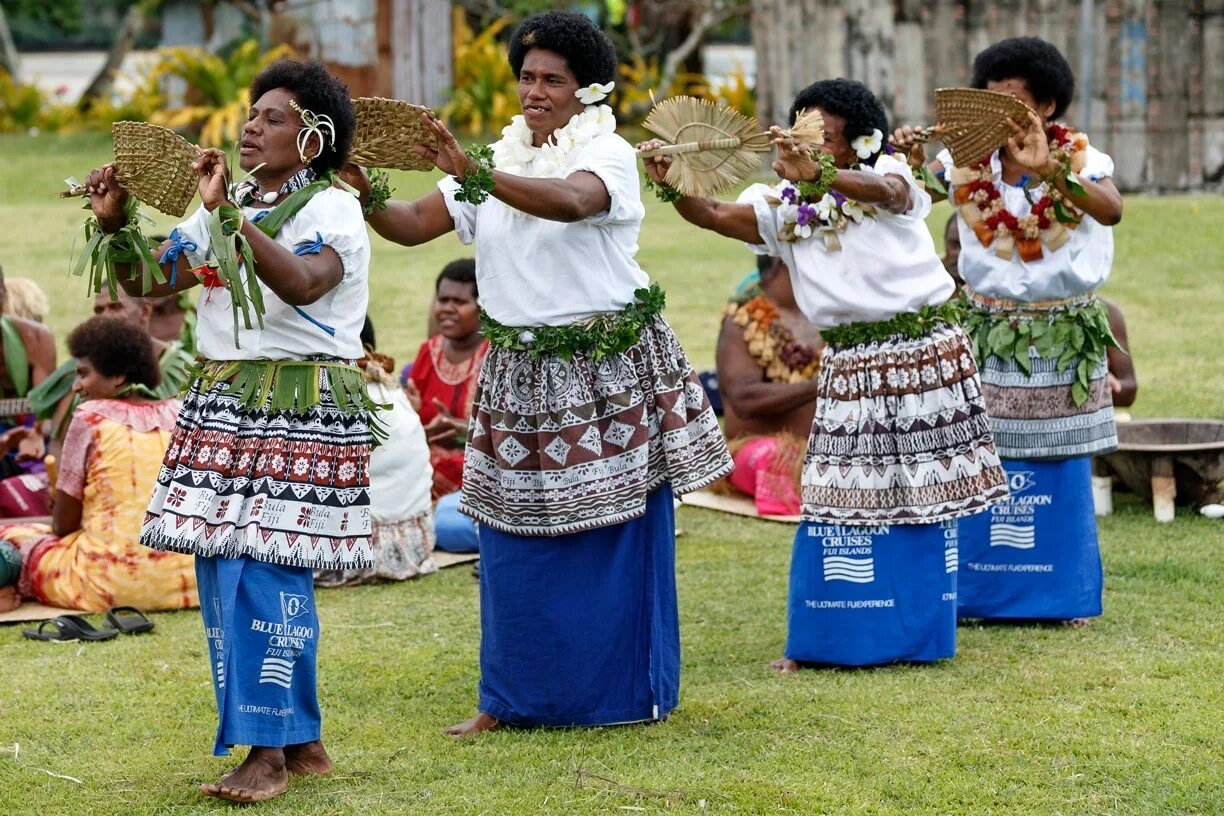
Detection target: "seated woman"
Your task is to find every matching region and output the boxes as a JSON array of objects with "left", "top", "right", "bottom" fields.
[
  {"left": 0, "top": 265, "right": 57, "bottom": 518},
  {"left": 717, "top": 253, "right": 824, "bottom": 516},
  {"left": 0, "top": 316, "right": 197, "bottom": 614},
  {"left": 406, "top": 259, "right": 488, "bottom": 553},
  {"left": 315, "top": 318, "right": 437, "bottom": 586}
]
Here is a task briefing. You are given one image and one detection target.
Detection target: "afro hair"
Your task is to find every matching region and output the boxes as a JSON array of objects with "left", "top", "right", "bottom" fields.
[
  {"left": 507, "top": 11, "right": 618, "bottom": 88},
  {"left": 971, "top": 37, "right": 1075, "bottom": 120},
  {"left": 435, "top": 257, "right": 478, "bottom": 298},
  {"left": 67, "top": 315, "right": 161, "bottom": 391},
  {"left": 789, "top": 79, "right": 890, "bottom": 162},
  {"left": 249, "top": 59, "right": 356, "bottom": 175}
]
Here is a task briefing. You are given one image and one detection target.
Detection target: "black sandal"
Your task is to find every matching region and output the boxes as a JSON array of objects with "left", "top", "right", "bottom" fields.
[
  {"left": 23, "top": 614, "right": 119, "bottom": 642},
  {"left": 106, "top": 606, "right": 155, "bottom": 635}
]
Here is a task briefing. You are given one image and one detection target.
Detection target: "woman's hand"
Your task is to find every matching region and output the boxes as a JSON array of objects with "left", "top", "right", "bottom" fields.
[
  {"left": 891, "top": 125, "right": 928, "bottom": 168},
  {"left": 416, "top": 112, "right": 477, "bottom": 179},
  {"left": 85, "top": 164, "right": 130, "bottom": 233},
  {"left": 0, "top": 426, "right": 44, "bottom": 462},
  {"left": 636, "top": 139, "right": 674, "bottom": 187},
  {"left": 423, "top": 398, "right": 465, "bottom": 445},
  {"left": 770, "top": 126, "right": 820, "bottom": 183},
  {"left": 1006, "top": 111, "right": 1055, "bottom": 175},
  {"left": 193, "top": 148, "right": 232, "bottom": 211}
]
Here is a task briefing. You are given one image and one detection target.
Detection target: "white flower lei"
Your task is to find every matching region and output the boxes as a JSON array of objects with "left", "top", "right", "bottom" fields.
[{"left": 491, "top": 104, "right": 617, "bottom": 178}]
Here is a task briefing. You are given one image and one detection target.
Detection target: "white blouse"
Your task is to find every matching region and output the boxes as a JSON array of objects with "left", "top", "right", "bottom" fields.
[
  {"left": 438, "top": 132, "right": 649, "bottom": 327},
  {"left": 175, "top": 187, "right": 370, "bottom": 361},
  {"left": 742, "top": 154, "right": 954, "bottom": 330},
  {"left": 939, "top": 145, "right": 1115, "bottom": 302}
]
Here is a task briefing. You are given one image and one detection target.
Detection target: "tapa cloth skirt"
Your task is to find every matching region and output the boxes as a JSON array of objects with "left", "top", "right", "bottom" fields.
[
  {"left": 476, "top": 485, "right": 679, "bottom": 727},
  {"left": 968, "top": 290, "right": 1117, "bottom": 460},
  {"left": 786, "top": 520, "right": 959, "bottom": 666},
  {"left": 141, "top": 368, "right": 374, "bottom": 571},
  {"left": 957, "top": 457, "right": 1103, "bottom": 620},
  {"left": 460, "top": 317, "right": 732, "bottom": 536},
  {"left": 801, "top": 322, "right": 1009, "bottom": 525}
]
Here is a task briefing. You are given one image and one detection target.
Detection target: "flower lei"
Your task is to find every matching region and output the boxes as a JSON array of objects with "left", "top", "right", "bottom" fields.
[
  {"left": 724, "top": 295, "right": 821, "bottom": 383},
  {"left": 491, "top": 104, "right": 617, "bottom": 179},
  {"left": 950, "top": 124, "right": 1090, "bottom": 262},
  {"left": 765, "top": 178, "right": 877, "bottom": 251}
]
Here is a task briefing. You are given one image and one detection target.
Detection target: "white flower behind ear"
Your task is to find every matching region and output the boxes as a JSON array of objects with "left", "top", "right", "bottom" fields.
[
  {"left": 851, "top": 128, "right": 884, "bottom": 160},
  {"left": 576, "top": 81, "right": 616, "bottom": 105}
]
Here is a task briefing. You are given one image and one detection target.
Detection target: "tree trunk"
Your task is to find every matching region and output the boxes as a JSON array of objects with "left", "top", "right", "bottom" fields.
[
  {"left": 77, "top": 4, "right": 148, "bottom": 112},
  {"left": 0, "top": 4, "right": 19, "bottom": 79}
]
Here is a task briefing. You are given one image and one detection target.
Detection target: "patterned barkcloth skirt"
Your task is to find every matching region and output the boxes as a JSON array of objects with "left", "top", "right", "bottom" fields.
[
  {"left": 957, "top": 457, "right": 1103, "bottom": 620},
  {"left": 968, "top": 291, "right": 1118, "bottom": 460},
  {"left": 801, "top": 322, "right": 1009, "bottom": 525},
  {"left": 140, "top": 370, "right": 374, "bottom": 570},
  {"left": 459, "top": 317, "right": 733, "bottom": 536},
  {"left": 314, "top": 510, "right": 436, "bottom": 587},
  {"left": 786, "top": 520, "right": 959, "bottom": 665},
  {"left": 478, "top": 485, "right": 678, "bottom": 726}
]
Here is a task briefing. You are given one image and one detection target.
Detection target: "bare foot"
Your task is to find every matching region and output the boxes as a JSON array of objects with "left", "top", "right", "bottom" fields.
[
  {"left": 1062, "top": 618, "right": 1091, "bottom": 629},
  {"left": 770, "top": 658, "right": 800, "bottom": 673},
  {"left": 199, "top": 747, "right": 288, "bottom": 803},
  {"left": 0, "top": 586, "right": 20, "bottom": 614},
  {"left": 443, "top": 712, "right": 500, "bottom": 739},
  {"left": 284, "top": 739, "right": 334, "bottom": 776}
]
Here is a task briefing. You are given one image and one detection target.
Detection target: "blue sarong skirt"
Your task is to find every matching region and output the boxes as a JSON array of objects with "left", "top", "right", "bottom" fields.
[
  {"left": 786, "top": 520, "right": 958, "bottom": 666},
  {"left": 195, "top": 554, "right": 322, "bottom": 755},
  {"left": 476, "top": 485, "right": 679, "bottom": 727},
  {"left": 957, "top": 457, "right": 1103, "bottom": 620}
]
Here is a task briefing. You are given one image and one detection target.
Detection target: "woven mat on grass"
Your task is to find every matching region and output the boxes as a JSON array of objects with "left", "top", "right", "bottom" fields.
[{"left": 679, "top": 490, "right": 801, "bottom": 524}]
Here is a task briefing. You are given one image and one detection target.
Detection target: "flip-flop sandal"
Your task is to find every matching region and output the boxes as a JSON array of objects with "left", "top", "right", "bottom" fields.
[
  {"left": 106, "top": 605, "right": 155, "bottom": 635},
  {"left": 23, "top": 614, "right": 119, "bottom": 642}
]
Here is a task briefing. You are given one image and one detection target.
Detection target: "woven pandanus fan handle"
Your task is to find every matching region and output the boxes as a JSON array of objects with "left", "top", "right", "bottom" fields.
[
  {"left": 887, "top": 125, "right": 942, "bottom": 147},
  {"left": 638, "top": 137, "right": 744, "bottom": 157}
]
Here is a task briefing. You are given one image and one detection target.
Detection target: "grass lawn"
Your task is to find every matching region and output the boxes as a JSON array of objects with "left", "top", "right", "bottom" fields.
[{"left": 0, "top": 132, "right": 1222, "bottom": 815}]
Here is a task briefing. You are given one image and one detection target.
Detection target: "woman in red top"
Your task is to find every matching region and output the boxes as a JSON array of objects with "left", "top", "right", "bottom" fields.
[{"left": 407, "top": 259, "right": 488, "bottom": 499}]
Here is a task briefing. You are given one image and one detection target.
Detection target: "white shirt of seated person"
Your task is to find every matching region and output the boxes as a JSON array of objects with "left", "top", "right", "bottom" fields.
[
  {"left": 938, "top": 145, "right": 1116, "bottom": 303},
  {"left": 739, "top": 153, "right": 954, "bottom": 331}
]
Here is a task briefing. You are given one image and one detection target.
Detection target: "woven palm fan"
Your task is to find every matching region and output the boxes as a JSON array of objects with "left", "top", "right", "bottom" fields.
[
  {"left": 60, "top": 122, "right": 198, "bottom": 217},
  {"left": 892, "top": 88, "right": 1036, "bottom": 167},
  {"left": 638, "top": 96, "right": 775, "bottom": 197},
  {"left": 350, "top": 97, "right": 440, "bottom": 172}
]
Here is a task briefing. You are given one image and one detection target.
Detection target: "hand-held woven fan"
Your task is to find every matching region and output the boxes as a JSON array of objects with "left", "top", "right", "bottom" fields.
[
  {"left": 60, "top": 122, "right": 198, "bottom": 217},
  {"left": 889, "top": 88, "right": 1036, "bottom": 167},
  {"left": 350, "top": 97, "right": 440, "bottom": 172},
  {"left": 638, "top": 96, "right": 773, "bottom": 197}
]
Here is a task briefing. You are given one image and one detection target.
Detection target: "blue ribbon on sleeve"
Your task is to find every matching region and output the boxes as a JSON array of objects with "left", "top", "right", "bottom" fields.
[{"left": 161, "top": 227, "right": 198, "bottom": 287}]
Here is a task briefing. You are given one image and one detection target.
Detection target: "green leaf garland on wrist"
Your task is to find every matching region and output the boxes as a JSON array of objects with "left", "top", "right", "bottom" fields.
[
  {"left": 454, "top": 144, "right": 496, "bottom": 205},
  {"left": 797, "top": 151, "right": 838, "bottom": 200},
  {"left": 71, "top": 196, "right": 166, "bottom": 300},
  {"left": 643, "top": 175, "right": 683, "bottom": 203},
  {"left": 363, "top": 169, "right": 393, "bottom": 216}
]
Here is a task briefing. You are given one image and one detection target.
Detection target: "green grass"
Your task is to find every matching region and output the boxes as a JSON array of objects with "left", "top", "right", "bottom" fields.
[{"left": 1, "top": 132, "right": 1223, "bottom": 815}]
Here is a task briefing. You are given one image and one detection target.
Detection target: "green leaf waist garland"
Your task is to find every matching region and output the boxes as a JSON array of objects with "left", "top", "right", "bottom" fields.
[
  {"left": 481, "top": 283, "right": 667, "bottom": 361},
  {"left": 962, "top": 296, "right": 1119, "bottom": 406}
]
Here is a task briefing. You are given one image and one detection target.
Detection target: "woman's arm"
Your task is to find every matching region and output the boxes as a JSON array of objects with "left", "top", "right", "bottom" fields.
[
  {"left": 716, "top": 315, "right": 821, "bottom": 419},
  {"left": 1005, "top": 113, "right": 1123, "bottom": 225},
  {"left": 338, "top": 164, "right": 456, "bottom": 247},
  {"left": 84, "top": 165, "right": 203, "bottom": 300},
  {"left": 193, "top": 149, "right": 344, "bottom": 306},
  {"left": 51, "top": 490, "right": 82, "bottom": 537},
  {"left": 770, "top": 128, "right": 912, "bottom": 215},
  {"left": 637, "top": 139, "right": 764, "bottom": 244}
]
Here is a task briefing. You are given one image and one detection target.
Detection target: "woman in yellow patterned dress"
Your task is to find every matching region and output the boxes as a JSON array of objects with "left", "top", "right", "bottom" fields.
[{"left": 0, "top": 316, "right": 197, "bottom": 613}]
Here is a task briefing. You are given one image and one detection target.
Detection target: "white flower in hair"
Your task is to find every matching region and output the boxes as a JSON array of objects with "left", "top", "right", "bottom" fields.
[
  {"left": 851, "top": 128, "right": 883, "bottom": 160},
  {"left": 575, "top": 81, "right": 616, "bottom": 105}
]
